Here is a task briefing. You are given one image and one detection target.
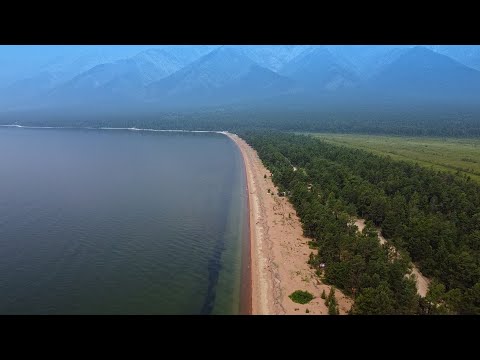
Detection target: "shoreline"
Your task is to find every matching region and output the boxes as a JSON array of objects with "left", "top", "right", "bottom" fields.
[
  {"left": 225, "top": 132, "right": 353, "bottom": 315},
  {"left": 4, "top": 125, "right": 353, "bottom": 314},
  {"left": 238, "top": 141, "right": 252, "bottom": 315},
  {"left": 225, "top": 132, "right": 271, "bottom": 314},
  {"left": 3, "top": 125, "right": 255, "bottom": 314}
]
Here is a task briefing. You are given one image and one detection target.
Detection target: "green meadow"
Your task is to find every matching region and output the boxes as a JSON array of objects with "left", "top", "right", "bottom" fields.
[{"left": 308, "top": 133, "right": 480, "bottom": 183}]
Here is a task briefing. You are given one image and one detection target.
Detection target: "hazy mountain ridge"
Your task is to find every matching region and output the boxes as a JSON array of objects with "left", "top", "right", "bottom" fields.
[
  {"left": 0, "top": 48, "right": 144, "bottom": 106},
  {"left": 146, "top": 46, "right": 296, "bottom": 106},
  {"left": 427, "top": 45, "right": 480, "bottom": 71},
  {"left": 326, "top": 45, "right": 413, "bottom": 78},
  {"left": 367, "top": 46, "right": 480, "bottom": 101},
  {"left": 2, "top": 45, "right": 480, "bottom": 111},
  {"left": 280, "top": 46, "right": 361, "bottom": 91},
  {"left": 234, "top": 45, "right": 311, "bottom": 71},
  {"left": 36, "top": 47, "right": 219, "bottom": 108}
]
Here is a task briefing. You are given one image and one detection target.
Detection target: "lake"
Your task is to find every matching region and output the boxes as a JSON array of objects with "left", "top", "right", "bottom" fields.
[{"left": 0, "top": 127, "right": 248, "bottom": 314}]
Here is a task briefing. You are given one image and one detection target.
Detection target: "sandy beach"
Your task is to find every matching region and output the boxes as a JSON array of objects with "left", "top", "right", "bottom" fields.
[{"left": 225, "top": 132, "right": 352, "bottom": 315}]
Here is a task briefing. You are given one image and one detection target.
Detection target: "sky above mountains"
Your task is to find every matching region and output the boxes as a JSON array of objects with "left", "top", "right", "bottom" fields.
[{"left": 1, "top": 45, "right": 480, "bottom": 112}]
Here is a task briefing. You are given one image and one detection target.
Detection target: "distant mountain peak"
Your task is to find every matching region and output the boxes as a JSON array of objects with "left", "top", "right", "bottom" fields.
[
  {"left": 146, "top": 47, "right": 295, "bottom": 106},
  {"left": 368, "top": 45, "right": 480, "bottom": 100},
  {"left": 381, "top": 45, "right": 478, "bottom": 71},
  {"left": 280, "top": 46, "right": 360, "bottom": 91},
  {"left": 196, "top": 45, "right": 254, "bottom": 64}
]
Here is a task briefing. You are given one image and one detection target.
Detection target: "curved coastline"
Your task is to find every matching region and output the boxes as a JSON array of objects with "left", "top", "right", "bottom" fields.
[
  {"left": 224, "top": 131, "right": 353, "bottom": 315},
  {"left": 223, "top": 132, "right": 271, "bottom": 314},
  {"left": 0, "top": 124, "right": 353, "bottom": 314},
  {"left": 238, "top": 142, "right": 252, "bottom": 315}
]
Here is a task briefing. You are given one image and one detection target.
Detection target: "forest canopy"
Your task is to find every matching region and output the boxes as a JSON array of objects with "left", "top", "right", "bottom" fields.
[
  {"left": 241, "top": 131, "right": 480, "bottom": 314},
  {"left": 2, "top": 102, "right": 480, "bottom": 137}
]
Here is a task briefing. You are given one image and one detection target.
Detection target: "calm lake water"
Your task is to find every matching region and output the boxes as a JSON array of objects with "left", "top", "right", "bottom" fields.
[{"left": 0, "top": 127, "right": 247, "bottom": 314}]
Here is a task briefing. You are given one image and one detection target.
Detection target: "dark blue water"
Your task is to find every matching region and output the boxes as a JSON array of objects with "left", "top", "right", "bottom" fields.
[{"left": 0, "top": 127, "right": 247, "bottom": 314}]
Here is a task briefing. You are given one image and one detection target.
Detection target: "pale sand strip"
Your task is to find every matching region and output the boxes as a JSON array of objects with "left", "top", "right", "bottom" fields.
[
  {"left": 355, "top": 219, "right": 431, "bottom": 297},
  {"left": 225, "top": 132, "right": 352, "bottom": 315}
]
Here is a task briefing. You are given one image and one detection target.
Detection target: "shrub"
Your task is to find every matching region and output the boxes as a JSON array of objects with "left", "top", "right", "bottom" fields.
[{"left": 289, "top": 290, "right": 314, "bottom": 304}]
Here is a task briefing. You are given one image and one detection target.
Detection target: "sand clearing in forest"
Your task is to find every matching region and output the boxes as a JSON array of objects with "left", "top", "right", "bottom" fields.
[{"left": 354, "top": 219, "right": 430, "bottom": 297}]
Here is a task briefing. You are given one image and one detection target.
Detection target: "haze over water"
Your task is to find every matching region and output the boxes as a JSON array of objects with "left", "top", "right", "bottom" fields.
[{"left": 0, "top": 127, "right": 247, "bottom": 314}]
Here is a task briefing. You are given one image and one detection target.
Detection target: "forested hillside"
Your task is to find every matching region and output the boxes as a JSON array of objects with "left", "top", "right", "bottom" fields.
[{"left": 241, "top": 131, "right": 480, "bottom": 314}]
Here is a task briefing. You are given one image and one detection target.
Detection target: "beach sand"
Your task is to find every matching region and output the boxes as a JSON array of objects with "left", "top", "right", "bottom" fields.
[{"left": 225, "top": 132, "right": 353, "bottom": 315}]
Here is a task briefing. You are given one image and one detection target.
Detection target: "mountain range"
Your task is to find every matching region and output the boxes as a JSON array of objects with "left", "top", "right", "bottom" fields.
[
  {"left": 146, "top": 46, "right": 295, "bottom": 106},
  {"left": 368, "top": 46, "right": 480, "bottom": 101},
  {"left": 1, "top": 45, "right": 480, "bottom": 111}
]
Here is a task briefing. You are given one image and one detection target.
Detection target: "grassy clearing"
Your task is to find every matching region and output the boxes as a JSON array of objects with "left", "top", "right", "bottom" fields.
[{"left": 307, "top": 133, "right": 480, "bottom": 183}]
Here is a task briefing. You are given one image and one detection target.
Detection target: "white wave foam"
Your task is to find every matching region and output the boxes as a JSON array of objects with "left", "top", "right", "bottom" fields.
[
  {"left": 0, "top": 124, "right": 74, "bottom": 130},
  {"left": 0, "top": 124, "right": 229, "bottom": 135},
  {"left": 0, "top": 124, "right": 23, "bottom": 128}
]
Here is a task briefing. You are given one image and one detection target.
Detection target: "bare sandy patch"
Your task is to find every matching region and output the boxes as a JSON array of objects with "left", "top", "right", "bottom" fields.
[{"left": 354, "top": 219, "right": 430, "bottom": 297}]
